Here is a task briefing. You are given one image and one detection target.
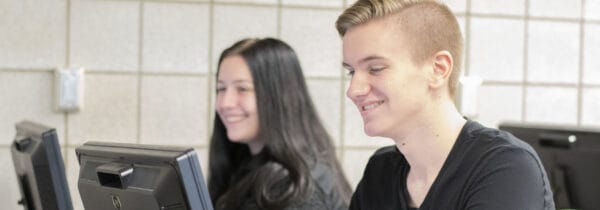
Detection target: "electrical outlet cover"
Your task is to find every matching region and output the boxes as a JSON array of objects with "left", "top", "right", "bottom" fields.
[{"left": 55, "top": 67, "right": 85, "bottom": 112}]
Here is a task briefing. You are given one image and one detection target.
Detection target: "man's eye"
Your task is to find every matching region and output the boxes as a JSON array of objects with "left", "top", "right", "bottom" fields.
[{"left": 369, "top": 67, "right": 385, "bottom": 73}]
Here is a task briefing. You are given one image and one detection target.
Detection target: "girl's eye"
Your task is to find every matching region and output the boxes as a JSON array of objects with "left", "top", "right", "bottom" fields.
[
  {"left": 216, "top": 87, "right": 225, "bottom": 93},
  {"left": 237, "top": 86, "right": 253, "bottom": 92},
  {"left": 346, "top": 70, "right": 355, "bottom": 76}
]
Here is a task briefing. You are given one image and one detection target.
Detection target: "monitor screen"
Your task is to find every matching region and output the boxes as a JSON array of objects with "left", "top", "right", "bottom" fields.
[
  {"left": 76, "top": 141, "right": 213, "bottom": 210},
  {"left": 11, "top": 120, "right": 73, "bottom": 210},
  {"left": 499, "top": 122, "right": 600, "bottom": 210}
]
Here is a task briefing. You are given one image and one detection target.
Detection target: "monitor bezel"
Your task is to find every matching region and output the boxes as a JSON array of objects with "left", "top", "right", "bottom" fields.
[{"left": 11, "top": 120, "right": 73, "bottom": 210}]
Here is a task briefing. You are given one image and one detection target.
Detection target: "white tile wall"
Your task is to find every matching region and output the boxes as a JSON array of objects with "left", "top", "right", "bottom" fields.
[
  {"left": 212, "top": 5, "right": 278, "bottom": 72},
  {"left": 582, "top": 88, "right": 600, "bottom": 127},
  {"left": 139, "top": 75, "right": 208, "bottom": 146},
  {"left": 67, "top": 74, "right": 138, "bottom": 145},
  {"left": 344, "top": 0, "right": 354, "bottom": 7},
  {"left": 439, "top": 0, "right": 466, "bottom": 14},
  {"left": 70, "top": 0, "right": 140, "bottom": 71},
  {"left": 194, "top": 147, "right": 210, "bottom": 180},
  {"left": 457, "top": 16, "right": 466, "bottom": 39},
  {"left": 529, "top": 0, "right": 582, "bottom": 19},
  {"left": 282, "top": 0, "right": 343, "bottom": 8},
  {"left": 0, "top": 0, "right": 66, "bottom": 69},
  {"left": 527, "top": 20, "right": 580, "bottom": 84},
  {"left": 142, "top": 2, "right": 210, "bottom": 73},
  {"left": 470, "top": 0, "right": 525, "bottom": 16},
  {"left": 525, "top": 87, "right": 578, "bottom": 124},
  {"left": 477, "top": 85, "right": 523, "bottom": 128},
  {"left": 584, "top": 23, "right": 600, "bottom": 85},
  {"left": 1, "top": 148, "right": 22, "bottom": 210},
  {"left": 281, "top": 8, "right": 343, "bottom": 77},
  {"left": 0, "top": 72, "right": 66, "bottom": 145},
  {"left": 586, "top": 0, "right": 600, "bottom": 20},
  {"left": 306, "top": 79, "right": 342, "bottom": 146},
  {"left": 469, "top": 18, "right": 524, "bottom": 82}
]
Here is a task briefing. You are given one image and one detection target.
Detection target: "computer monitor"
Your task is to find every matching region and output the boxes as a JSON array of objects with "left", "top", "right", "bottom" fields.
[
  {"left": 76, "top": 141, "right": 213, "bottom": 210},
  {"left": 11, "top": 120, "right": 73, "bottom": 210},
  {"left": 499, "top": 122, "right": 600, "bottom": 210}
]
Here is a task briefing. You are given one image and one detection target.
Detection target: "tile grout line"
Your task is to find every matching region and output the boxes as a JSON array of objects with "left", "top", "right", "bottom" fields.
[
  {"left": 464, "top": 0, "right": 471, "bottom": 77},
  {"left": 576, "top": 0, "right": 586, "bottom": 126},
  {"left": 64, "top": 0, "right": 72, "bottom": 166},
  {"left": 521, "top": 0, "right": 530, "bottom": 123},
  {"left": 277, "top": 0, "right": 282, "bottom": 38},
  {"left": 339, "top": 0, "right": 346, "bottom": 170},
  {"left": 64, "top": 115, "right": 70, "bottom": 166},
  {"left": 65, "top": 0, "right": 71, "bottom": 69},
  {"left": 339, "top": 78, "right": 346, "bottom": 160},
  {"left": 136, "top": 1, "right": 145, "bottom": 144},
  {"left": 0, "top": 68, "right": 212, "bottom": 77},
  {"left": 64, "top": 0, "right": 71, "bottom": 149},
  {"left": 206, "top": 0, "right": 215, "bottom": 147},
  {"left": 482, "top": 81, "right": 581, "bottom": 87},
  {"left": 336, "top": 0, "right": 348, "bottom": 163}
]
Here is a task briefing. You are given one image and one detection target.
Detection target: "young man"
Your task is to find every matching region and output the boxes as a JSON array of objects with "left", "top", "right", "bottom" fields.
[{"left": 337, "top": 0, "right": 555, "bottom": 209}]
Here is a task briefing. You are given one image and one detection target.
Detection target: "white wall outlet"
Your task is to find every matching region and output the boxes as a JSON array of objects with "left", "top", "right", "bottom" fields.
[{"left": 55, "top": 67, "right": 85, "bottom": 112}]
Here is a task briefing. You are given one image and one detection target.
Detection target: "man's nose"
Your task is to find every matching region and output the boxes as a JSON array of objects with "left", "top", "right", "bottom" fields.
[{"left": 346, "top": 72, "right": 370, "bottom": 100}]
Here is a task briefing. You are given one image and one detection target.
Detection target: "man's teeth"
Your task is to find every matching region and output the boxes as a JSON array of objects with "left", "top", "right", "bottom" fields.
[{"left": 362, "top": 101, "right": 382, "bottom": 111}]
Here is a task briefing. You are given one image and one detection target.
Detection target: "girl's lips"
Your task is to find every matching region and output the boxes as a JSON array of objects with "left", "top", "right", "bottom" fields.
[{"left": 223, "top": 115, "right": 244, "bottom": 123}]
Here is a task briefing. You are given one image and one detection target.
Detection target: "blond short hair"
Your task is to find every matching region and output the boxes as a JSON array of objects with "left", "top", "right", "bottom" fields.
[{"left": 336, "top": 0, "right": 463, "bottom": 98}]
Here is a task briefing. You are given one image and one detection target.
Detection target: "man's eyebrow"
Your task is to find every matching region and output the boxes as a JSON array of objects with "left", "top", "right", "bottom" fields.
[
  {"left": 342, "top": 55, "right": 388, "bottom": 69},
  {"left": 360, "top": 55, "right": 386, "bottom": 63}
]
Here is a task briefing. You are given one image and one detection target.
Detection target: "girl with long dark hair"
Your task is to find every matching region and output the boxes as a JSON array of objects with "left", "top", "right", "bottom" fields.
[{"left": 208, "top": 38, "right": 351, "bottom": 210}]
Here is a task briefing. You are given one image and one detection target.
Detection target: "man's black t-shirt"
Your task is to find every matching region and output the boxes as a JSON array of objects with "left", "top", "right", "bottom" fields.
[{"left": 349, "top": 121, "right": 555, "bottom": 210}]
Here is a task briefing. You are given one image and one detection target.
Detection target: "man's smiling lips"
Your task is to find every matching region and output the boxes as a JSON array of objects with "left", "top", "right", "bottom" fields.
[{"left": 358, "top": 100, "right": 384, "bottom": 116}]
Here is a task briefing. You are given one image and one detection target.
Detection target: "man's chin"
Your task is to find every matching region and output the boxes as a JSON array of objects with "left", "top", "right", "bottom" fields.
[{"left": 363, "top": 123, "right": 380, "bottom": 137}]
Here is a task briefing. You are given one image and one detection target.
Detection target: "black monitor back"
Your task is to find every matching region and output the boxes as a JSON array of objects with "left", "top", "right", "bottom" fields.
[
  {"left": 76, "top": 141, "right": 213, "bottom": 210},
  {"left": 11, "top": 120, "right": 73, "bottom": 210},
  {"left": 499, "top": 122, "right": 600, "bottom": 210}
]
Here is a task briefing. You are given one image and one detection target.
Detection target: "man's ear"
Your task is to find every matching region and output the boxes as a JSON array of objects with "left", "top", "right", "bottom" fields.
[{"left": 428, "top": 50, "right": 453, "bottom": 90}]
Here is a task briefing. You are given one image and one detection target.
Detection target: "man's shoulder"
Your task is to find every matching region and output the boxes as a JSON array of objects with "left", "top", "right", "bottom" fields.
[
  {"left": 373, "top": 145, "right": 398, "bottom": 156},
  {"left": 462, "top": 121, "right": 534, "bottom": 151},
  {"left": 368, "top": 145, "right": 402, "bottom": 164},
  {"left": 350, "top": 146, "right": 405, "bottom": 210},
  {"left": 361, "top": 145, "right": 404, "bottom": 174},
  {"left": 459, "top": 121, "right": 542, "bottom": 168}
]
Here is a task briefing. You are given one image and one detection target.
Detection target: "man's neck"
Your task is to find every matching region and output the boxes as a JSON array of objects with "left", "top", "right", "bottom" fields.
[
  {"left": 396, "top": 100, "right": 466, "bottom": 208},
  {"left": 394, "top": 101, "right": 466, "bottom": 180}
]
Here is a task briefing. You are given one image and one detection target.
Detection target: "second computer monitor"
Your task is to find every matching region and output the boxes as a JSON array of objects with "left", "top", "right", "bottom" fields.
[
  {"left": 499, "top": 122, "right": 600, "bottom": 210},
  {"left": 76, "top": 141, "right": 213, "bottom": 210}
]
